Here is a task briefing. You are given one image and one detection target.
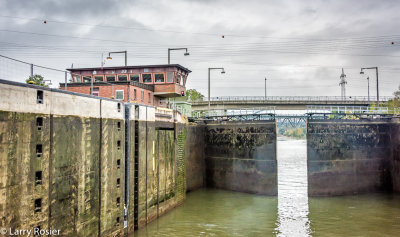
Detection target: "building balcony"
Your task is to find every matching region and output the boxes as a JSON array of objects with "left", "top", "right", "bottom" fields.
[{"left": 153, "top": 84, "right": 186, "bottom": 98}]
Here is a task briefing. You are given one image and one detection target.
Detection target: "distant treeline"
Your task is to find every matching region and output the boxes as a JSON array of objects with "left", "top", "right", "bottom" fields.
[{"left": 277, "top": 122, "right": 306, "bottom": 139}]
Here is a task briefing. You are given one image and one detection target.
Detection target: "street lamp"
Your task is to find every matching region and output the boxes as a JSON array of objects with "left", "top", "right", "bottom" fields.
[
  {"left": 264, "top": 77, "right": 267, "bottom": 100},
  {"left": 107, "top": 51, "right": 128, "bottom": 66},
  {"left": 366, "top": 76, "right": 370, "bottom": 104},
  {"left": 360, "top": 67, "right": 379, "bottom": 106},
  {"left": 168, "top": 48, "right": 190, "bottom": 64},
  {"left": 208, "top": 67, "right": 225, "bottom": 111}
]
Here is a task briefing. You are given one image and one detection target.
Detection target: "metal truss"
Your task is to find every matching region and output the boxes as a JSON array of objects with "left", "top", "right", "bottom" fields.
[
  {"left": 202, "top": 113, "right": 275, "bottom": 121},
  {"left": 276, "top": 114, "right": 307, "bottom": 127}
]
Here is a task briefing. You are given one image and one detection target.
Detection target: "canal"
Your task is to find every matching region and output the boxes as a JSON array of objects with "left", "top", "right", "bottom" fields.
[{"left": 135, "top": 137, "right": 400, "bottom": 236}]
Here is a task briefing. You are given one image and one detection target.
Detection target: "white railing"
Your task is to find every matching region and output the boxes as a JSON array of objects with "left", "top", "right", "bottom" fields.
[
  {"left": 306, "top": 105, "right": 390, "bottom": 114},
  {"left": 191, "top": 107, "right": 276, "bottom": 118},
  {"left": 193, "top": 96, "right": 393, "bottom": 102}
]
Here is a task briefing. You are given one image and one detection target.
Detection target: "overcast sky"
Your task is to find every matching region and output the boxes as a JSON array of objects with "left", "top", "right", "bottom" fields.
[{"left": 0, "top": 0, "right": 399, "bottom": 97}]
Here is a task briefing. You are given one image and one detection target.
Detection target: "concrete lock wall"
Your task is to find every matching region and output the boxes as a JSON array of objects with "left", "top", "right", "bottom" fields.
[
  {"left": 391, "top": 118, "right": 400, "bottom": 193},
  {"left": 307, "top": 119, "right": 394, "bottom": 196},
  {"left": 203, "top": 121, "right": 277, "bottom": 195},
  {"left": 0, "top": 80, "right": 186, "bottom": 236},
  {"left": 185, "top": 124, "right": 206, "bottom": 192}
]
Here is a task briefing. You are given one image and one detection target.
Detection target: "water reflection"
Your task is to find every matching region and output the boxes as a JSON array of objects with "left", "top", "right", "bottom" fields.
[
  {"left": 135, "top": 189, "right": 277, "bottom": 236},
  {"left": 275, "top": 138, "right": 311, "bottom": 236},
  {"left": 308, "top": 194, "right": 400, "bottom": 236},
  {"left": 133, "top": 137, "right": 400, "bottom": 236}
]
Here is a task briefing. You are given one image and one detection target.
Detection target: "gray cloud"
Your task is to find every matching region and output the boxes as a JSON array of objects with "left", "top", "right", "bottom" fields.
[{"left": 0, "top": 0, "right": 399, "bottom": 98}]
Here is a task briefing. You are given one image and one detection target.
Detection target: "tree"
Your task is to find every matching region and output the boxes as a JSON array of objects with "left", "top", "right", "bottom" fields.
[
  {"left": 385, "top": 85, "right": 400, "bottom": 113},
  {"left": 177, "top": 89, "right": 204, "bottom": 102},
  {"left": 26, "top": 74, "right": 48, "bottom": 87},
  {"left": 394, "top": 85, "right": 400, "bottom": 99}
]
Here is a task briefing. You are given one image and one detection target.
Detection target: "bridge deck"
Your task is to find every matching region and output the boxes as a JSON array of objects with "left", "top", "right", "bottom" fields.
[{"left": 192, "top": 96, "right": 392, "bottom": 110}]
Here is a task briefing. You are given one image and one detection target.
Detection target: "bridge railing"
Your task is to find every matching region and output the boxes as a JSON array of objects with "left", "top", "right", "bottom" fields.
[
  {"left": 193, "top": 96, "right": 393, "bottom": 102},
  {"left": 191, "top": 107, "right": 276, "bottom": 118},
  {"left": 306, "top": 105, "right": 391, "bottom": 114}
]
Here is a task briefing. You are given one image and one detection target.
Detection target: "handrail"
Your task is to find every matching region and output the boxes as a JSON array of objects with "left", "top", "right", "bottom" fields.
[
  {"left": 192, "top": 96, "right": 393, "bottom": 102},
  {"left": 306, "top": 105, "right": 391, "bottom": 114}
]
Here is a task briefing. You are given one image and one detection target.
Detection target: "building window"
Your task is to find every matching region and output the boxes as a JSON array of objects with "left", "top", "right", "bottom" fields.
[
  {"left": 134, "top": 89, "right": 137, "bottom": 100},
  {"left": 117, "top": 122, "right": 121, "bottom": 131},
  {"left": 74, "top": 75, "right": 81, "bottom": 83},
  {"left": 180, "top": 75, "right": 185, "bottom": 86},
  {"left": 83, "top": 76, "right": 92, "bottom": 83},
  {"left": 116, "top": 90, "right": 124, "bottom": 100},
  {"left": 117, "top": 159, "right": 121, "bottom": 169},
  {"left": 36, "top": 117, "right": 43, "bottom": 130},
  {"left": 117, "top": 178, "right": 120, "bottom": 188},
  {"left": 36, "top": 144, "right": 43, "bottom": 158},
  {"left": 176, "top": 74, "right": 181, "bottom": 84},
  {"left": 117, "top": 140, "right": 121, "bottom": 150},
  {"left": 91, "top": 87, "right": 99, "bottom": 96},
  {"left": 106, "top": 75, "right": 116, "bottom": 82},
  {"left": 94, "top": 75, "right": 104, "bottom": 82},
  {"left": 116, "top": 197, "right": 120, "bottom": 207},
  {"left": 34, "top": 199, "right": 42, "bottom": 213},
  {"left": 148, "top": 93, "right": 151, "bottom": 104},
  {"left": 155, "top": 73, "right": 165, "bottom": 83},
  {"left": 35, "top": 171, "right": 42, "bottom": 185},
  {"left": 37, "top": 90, "right": 44, "bottom": 104},
  {"left": 142, "top": 74, "right": 152, "bottom": 83},
  {"left": 141, "top": 90, "right": 144, "bottom": 102},
  {"left": 166, "top": 72, "right": 173, "bottom": 83},
  {"left": 118, "top": 75, "right": 127, "bottom": 81},
  {"left": 130, "top": 74, "right": 140, "bottom": 82}
]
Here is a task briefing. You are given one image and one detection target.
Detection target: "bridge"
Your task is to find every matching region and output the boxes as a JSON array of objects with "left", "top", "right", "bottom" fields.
[
  {"left": 191, "top": 96, "right": 392, "bottom": 110},
  {"left": 276, "top": 114, "right": 307, "bottom": 127},
  {"left": 190, "top": 105, "right": 395, "bottom": 127}
]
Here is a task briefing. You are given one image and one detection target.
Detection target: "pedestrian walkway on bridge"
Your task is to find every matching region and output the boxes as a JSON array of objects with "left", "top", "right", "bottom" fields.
[{"left": 191, "top": 96, "right": 393, "bottom": 111}]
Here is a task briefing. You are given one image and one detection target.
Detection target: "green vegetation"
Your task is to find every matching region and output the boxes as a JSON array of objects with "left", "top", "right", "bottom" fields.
[
  {"left": 26, "top": 74, "right": 48, "bottom": 87},
  {"left": 328, "top": 111, "right": 360, "bottom": 119},
  {"left": 278, "top": 127, "right": 306, "bottom": 139},
  {"left": 385, "top": 85, "right": 400, "bottom": 114},
  {"left": 278, "top": 123, "right": 306, "bottom": 139},
  {"left": 176, "top": 89, "right": 204, "bottom": 102}
]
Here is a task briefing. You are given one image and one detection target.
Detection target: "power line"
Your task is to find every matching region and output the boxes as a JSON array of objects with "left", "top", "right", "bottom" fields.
[{"left": 2, "top": 14, "right": 400, "bottom": 42}]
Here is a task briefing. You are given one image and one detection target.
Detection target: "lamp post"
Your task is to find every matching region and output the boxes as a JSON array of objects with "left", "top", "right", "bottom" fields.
[
  {"left": 107, "top": 51, "right": 127, "bottom": 66},
  {"left": 367, "top": 76, "right": 370, "bottom": 104},
  {"left": 168, "top": 48, "right": 189, "bottom": 64},
  {"left": 360, "top": 67, "right": 379, "bottom": 106},
  {"left": 264, "top": 77, "right": 267, "bottom": 100},
  {"left": 208, "top": 67, "right": 225, "bottom": 111}
]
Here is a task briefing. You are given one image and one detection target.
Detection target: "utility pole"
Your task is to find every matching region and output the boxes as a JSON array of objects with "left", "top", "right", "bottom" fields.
[{"left": 339, "top": 68, "right": 347, "bottom": 100}]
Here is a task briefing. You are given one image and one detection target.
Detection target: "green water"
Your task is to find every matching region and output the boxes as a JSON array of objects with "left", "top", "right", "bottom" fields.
[{"left": 136, "top": 139, "right": 400, "bottom": 236}]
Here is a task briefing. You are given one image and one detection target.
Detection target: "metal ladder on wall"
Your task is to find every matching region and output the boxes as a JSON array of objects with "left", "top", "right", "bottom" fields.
[{"left": 134, "top": 105, "right": 139, "bottom": 230}]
